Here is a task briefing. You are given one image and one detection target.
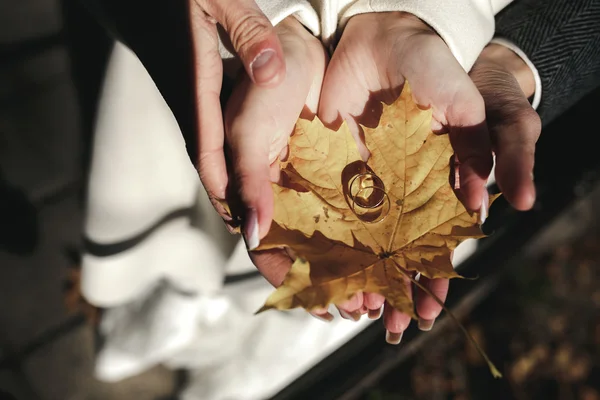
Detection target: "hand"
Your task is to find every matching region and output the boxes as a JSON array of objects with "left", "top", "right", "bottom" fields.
[
  {"left": 188, "top": 0, "right": 288, "bottom": 220},
  {"left": 317, "top": 12, "right": 495, "bottom": 341},
  {"left": 224, "top": 17, "right": 327, "bottom": 283},
  {"left": 470, "top": 43, "right": 541, "bottom": 210}
]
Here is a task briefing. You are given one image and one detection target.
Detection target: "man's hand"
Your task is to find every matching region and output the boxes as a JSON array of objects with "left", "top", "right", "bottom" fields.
[{"left": 470, "top": 43, "right": 541, "bottom": 210}]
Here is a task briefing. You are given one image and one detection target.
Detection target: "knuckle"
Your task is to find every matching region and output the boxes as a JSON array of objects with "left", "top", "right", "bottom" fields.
[
  {"left": 518, "top": 108, "right": 542, "bottom": 140},
  {"left": 227, "top": 12, "right": 272, "bottom": 56},
  {"left": 499, "top": 107, "right": 542, "bottom": 146}
]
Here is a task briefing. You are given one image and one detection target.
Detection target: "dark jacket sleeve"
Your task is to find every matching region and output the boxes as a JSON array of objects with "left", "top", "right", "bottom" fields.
[
  {"left": 77, "top": 0, "right": 200, "bottom": 163},
  {"left": 495, "top": 0, "right": 600, "bottom": 125}
]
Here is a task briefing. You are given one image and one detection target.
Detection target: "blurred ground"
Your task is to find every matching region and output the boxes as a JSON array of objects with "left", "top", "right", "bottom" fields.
[
  {"left": 364, "top": 191, "right": 600, "bottom": 400},
  {"left": 0, "top": 0, "right": 177, "bottom": 398}
]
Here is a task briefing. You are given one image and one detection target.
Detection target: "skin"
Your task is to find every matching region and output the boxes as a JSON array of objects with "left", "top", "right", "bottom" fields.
[
  {"left": 188, "top": 0, "right": 288, "bottom": 228},
  {"left": 315, "top": 13, "right": 541, "bottom": 339},
  {"left": 197, "top": 8, "right": 541, "bottom": 341}
]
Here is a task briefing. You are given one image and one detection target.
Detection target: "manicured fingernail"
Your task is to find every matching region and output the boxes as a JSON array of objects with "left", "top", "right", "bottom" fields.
[
  {"left": 453, "top": 154, "right": 461, "bottom": 190},
  {"left": 311, "top": 312, "right": 334, "bottom": 322},
  {"left": 418, "top": 318, "right": 435, "bottom": 331},
  {"left": 479, "top": 188, "right": 489, "bottom": 225},
  {"left": 339, "top": 309, "right": 361, "bottom": 321},
  {"left": 250, "top": 49, "right": 280, "bottom": 84},
  {"left": 386, "top": 330, "right": 403, "bottom": 345},
  {"left": 368, "top": 307, "right": 383, "bottom": 320},
  {"left": 244, "top": 208, "right": 260, "bottom": 250}
]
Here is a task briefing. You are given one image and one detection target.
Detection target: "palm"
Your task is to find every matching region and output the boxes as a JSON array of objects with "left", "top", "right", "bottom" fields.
[
  {"left": 316, "top": 12, "right": 492, "bottom": 335},
  {"left": 223, "top": 17, "right": 328, "bottom": 288}
]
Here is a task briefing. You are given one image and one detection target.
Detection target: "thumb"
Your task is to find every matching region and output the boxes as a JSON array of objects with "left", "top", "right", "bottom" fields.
[
  {"left": 224, "top": 78, "right": 276, "bottom": 250},
  {"left": 225, "top": 16, "right": 325, "bottom": 250},
  {"left": 197, "top": 0, "right": 285, "bottom": 86},
  {"left": 471, "top": 66, "right": 541, "bottom": 210}
]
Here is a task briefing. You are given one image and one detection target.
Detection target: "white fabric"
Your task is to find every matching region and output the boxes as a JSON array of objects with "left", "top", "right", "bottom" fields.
[
  {"left": 218, "top": 0, "right": 320, "bottom": 60},
  {"left": 84, "top": 43, "right": 374, "bottom": 399},
  {"left": 491, "top": 37, "right": 543, "bottom": 109},
  {"left": 82, "top": 42, "right": 230, "bottom": 306},
  {"left": 248, "top": 0, "right": 515, "bottom": 71}
]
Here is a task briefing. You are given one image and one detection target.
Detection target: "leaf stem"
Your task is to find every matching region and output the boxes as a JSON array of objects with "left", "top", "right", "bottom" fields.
[{"left": 391, "top": 260, "right": 503, "bottom": 378}]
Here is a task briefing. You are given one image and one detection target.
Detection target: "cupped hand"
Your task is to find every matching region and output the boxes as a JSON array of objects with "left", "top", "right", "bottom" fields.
[
  {"left": 188, "top": 0, "right": 288, "bottom": 221},
  {"left": 224, "top": 17, "right": 328, "bottom": 283},
  {"left": 317, "top": 12, "right": 496, "bottom": 342},
  {"left": 470, "top": 43, "right": 541, "bottom": 210}
]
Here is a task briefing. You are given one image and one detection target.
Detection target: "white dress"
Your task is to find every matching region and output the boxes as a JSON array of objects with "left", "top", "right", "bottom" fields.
[{"left": 80, "top": 1, "right": 543, "bottom": 399}]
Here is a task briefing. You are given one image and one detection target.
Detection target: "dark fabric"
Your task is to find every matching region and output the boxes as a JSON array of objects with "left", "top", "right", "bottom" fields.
[
  {"left": 76, "top": 0, "right": 200, "bottom": 163},
  {"left": 495, "top": 0, "right": 600, "bottom": 125},
  {"left": 61, "top": 0, "right": 113, "bottom": 201},
  {"left": 78, "top": 0, "right": 600, "bottom": 147}
]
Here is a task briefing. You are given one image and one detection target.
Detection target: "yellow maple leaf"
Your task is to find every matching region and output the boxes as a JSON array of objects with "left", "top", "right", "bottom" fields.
[{"left": 256, "top": 83, "right": 497, "bottom": 318}]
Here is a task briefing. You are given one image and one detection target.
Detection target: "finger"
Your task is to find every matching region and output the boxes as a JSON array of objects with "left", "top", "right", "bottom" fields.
[
  {"left": 396, "top": 37, "right": 493, "bottom": 212},
  {"left": 477, "top": 72, "right": 541, "bottom": 211},
  {"left": 226, "top": 95, "right": 274, "bottom": 250},
  {"left": 317, "top": 31, "right": 383, "bottom": 161},
  {"left": 310, "top": 306, "right": 335, "bottom": 322},
  {"left": 249, "top": 248, "right": 292, "bottom": 287},
  {"left": 197, "top": 0, "right": 285, "bottom": 86},
  {"left": 225, "top": 18, "right": 325, "bottom": 249},
  {"left": 364, "top": 292, "right": 385, "bottom": 319},
  {"left": 446, "top": 88, "right": 493, "bottom": 212},
  {"left": 383, "top": 301, "right": 412, "bottom": 345},
  {"left": 415, "top": 276, "right": 449, "bottom": 331},
  {"left": 384, "top": 270, "right": 414, "bottom": 344},
  {"left": 189, "top": 2, "right": 228, "bottom": 206},
  {"left": 310, "top": 311, "right": 335, "bottom": 322},
  {"left": 252, "top": 248, "right": 334, "bottom": 321},
  {"left": 337, "top": 292, "right": 363, "bottom": 321}
]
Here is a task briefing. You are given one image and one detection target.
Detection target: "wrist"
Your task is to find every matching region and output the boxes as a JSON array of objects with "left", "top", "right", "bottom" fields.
[
  {"left": 480, "top": 43, "right": 536, "bottom": 98},
  {"left": 347, "top": 11, "right": 436, "bottom": 36}
]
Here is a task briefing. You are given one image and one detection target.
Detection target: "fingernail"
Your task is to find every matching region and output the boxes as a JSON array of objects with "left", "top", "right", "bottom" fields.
[
  {"left": 244, "top": 208, "right": 260, "bottom": 250},
  {"left": 530, "top": 171, "right": 535, "bottom": 181},
  {"left": 311, "top": 312, "right": 334, "bottom": 322},
  {"left": 250, "top": 49, "right": 280, "bottom": 84},
  {"left": 479, "top": 188, "right": 489, "bottom": 225},
  {"left": 386, "top": 330, "right": 403, "bottom": 345},
  {"left": 418, "top": 318, "right": 435, "bottom": 331},
  {"left": 368, "top": 307, "right": 383, "bottom": 320},
  {"left": 453, "top": 154, "right": 461, "bottom": 190},
  {"left": 339, "top": 309, "right": 361, "bottom": 321}
]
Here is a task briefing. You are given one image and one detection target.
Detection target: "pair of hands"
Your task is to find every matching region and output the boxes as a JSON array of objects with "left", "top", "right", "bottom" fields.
[{"left": 189, "top": 1, "right": 541, "bottom": 342}]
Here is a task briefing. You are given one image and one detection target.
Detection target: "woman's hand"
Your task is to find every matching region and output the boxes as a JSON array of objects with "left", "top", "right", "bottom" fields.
[
  {"left": 316, "top": 12, "right": 495, "bottom": 342},
  {"left": 224, "top": 17, "right": 328, "bottom": 280},
  {"left": 188, "top": 0, "right": 288, "bottom": 223}
]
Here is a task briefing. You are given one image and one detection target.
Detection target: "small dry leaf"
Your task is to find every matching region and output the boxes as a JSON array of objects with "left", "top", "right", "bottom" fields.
[
  {"left": 256, "top": 83, "right": 497, "bottom": 318},
  {"left": 64, "top": 264, "right": 100, "bottom": 326}
]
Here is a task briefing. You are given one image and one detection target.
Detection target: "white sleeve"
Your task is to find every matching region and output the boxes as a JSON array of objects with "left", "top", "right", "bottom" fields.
[
  {"left": 490, "top": 37, "right": 542, "bottom": 110},
  {"left": 339, "top": 0, "right": 516, "bottom": 72},
  {"left": 218, "top": 0, "right": 320, "bottom": 60}
]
